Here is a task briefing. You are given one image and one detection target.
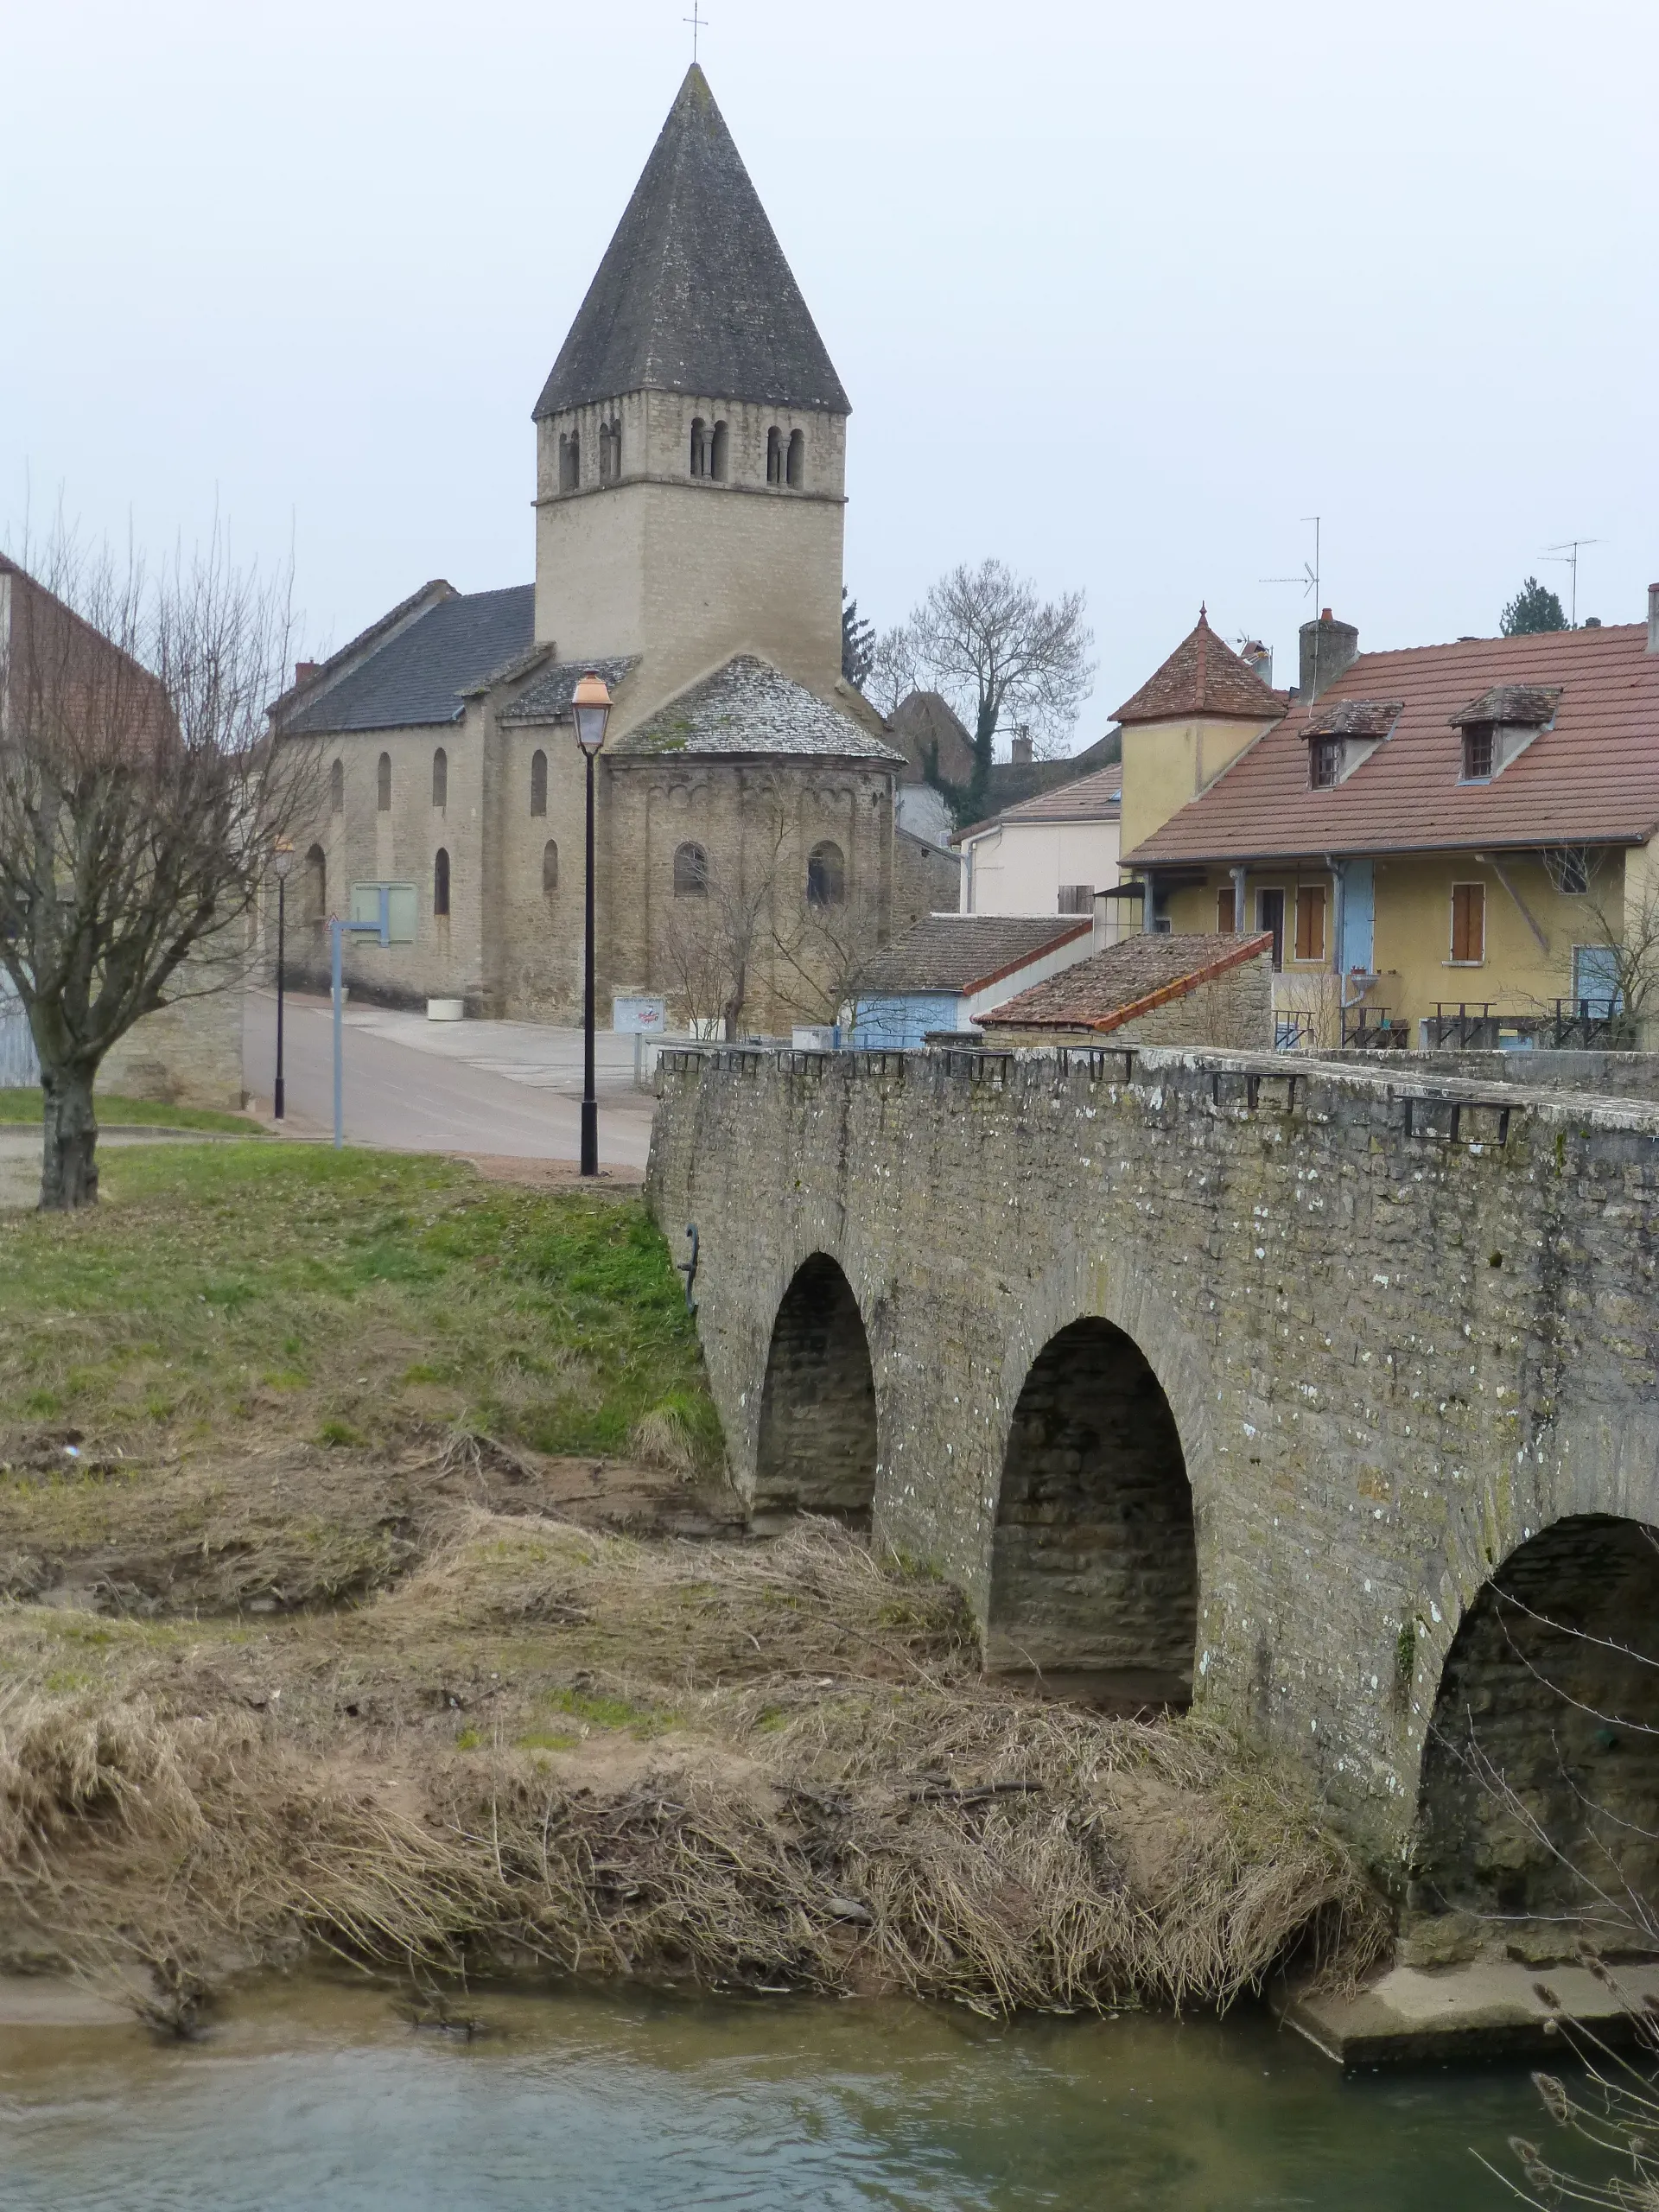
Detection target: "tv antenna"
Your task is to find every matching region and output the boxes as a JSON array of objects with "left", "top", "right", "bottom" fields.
[
  {"left": 1262, "top": 515, "right": 1322, "bottom": 605},
  {"left": 1543, "top": 538, "right": 1601, "bottom": 628},
  {"left": 684, "top": 1, "right": 708, "bottom": 60}
]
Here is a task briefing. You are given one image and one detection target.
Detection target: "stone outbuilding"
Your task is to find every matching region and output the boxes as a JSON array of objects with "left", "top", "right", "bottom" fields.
[
  {"left": 974, "top": 930, "right": 1274, "bottom": 1048},
  {"left": 271, "top": 65, "right": 953, "bottom": 1033}
]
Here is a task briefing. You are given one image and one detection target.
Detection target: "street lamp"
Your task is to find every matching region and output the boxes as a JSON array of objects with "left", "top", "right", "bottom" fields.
[
  {"left": 571, "top": 670, "right": 613, "bottom": 1178},
  {"left": 271, "top": 840, "right": 295, "bottom": 1121}
]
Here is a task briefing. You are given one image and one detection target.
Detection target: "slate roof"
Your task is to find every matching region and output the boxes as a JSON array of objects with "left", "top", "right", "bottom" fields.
[
  {"left": 1112, "top": 607, "right": 1284, "bottom": 726},
  {"left": 533, "top": 66, "right": 849, "bottom": 421},
  {"left": 502, "top": 656, "right": 639, "bottom": 724},
  {"left": 280, "top": 586, "right": 535, "bottom": 734},
  {"left": 1126, "top": 623, "right": 1659, "bottom": 866},
  {"left": 614, "top": 656, "right": 902, "bottom": 761},
  {"left": 855, "top": 915, "right": 1090, "bottom": 997},
  {"left": 976, "top": 931, "right": 1273, "bottom": 1032},
  {"left": 1304, "top": 697, "right": 1403, "bottom": 740}
]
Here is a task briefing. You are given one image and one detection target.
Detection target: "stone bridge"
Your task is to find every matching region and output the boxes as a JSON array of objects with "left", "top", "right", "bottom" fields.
[{"left": 646, "top": 1041, "right": 1659, "bottom": 1928}]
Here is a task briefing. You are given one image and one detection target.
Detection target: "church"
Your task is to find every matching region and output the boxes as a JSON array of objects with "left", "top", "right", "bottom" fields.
[{"left": 273, "top": 66, "right": 953, "bottom": 1032}]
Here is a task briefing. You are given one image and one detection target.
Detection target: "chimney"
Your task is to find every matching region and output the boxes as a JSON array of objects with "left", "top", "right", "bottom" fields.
[
  {"left": 1010, "top": 728, "right": 1033, "bottom": 766},
  {"left": 1648, "top": 583, "right": 1659, "bottom": 654},
  {"left": 1298, "top": 607, "right": 1359, "bottom": 702},
  {"left": 293, "top": 659, "right": 319, "bottom": 689},
  {"left": 1241, "top": 640, "right": 1273, "bottom": 689}
]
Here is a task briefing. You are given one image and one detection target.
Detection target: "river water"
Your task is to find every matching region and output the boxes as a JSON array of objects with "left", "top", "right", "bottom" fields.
[{"left": 0, "top": 1976, "right": 1580, "bottom": 2209}]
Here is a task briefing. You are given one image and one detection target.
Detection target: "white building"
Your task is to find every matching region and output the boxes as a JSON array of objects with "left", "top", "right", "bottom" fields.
[{"left": 955, "top": 764, "right": 1122, "bottom": 916}]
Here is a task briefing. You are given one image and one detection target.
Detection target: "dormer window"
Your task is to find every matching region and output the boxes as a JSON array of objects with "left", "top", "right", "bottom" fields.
[
  {"left": 1303, "top": 698, "right": 1402, "bottom": 789},
  {"left": 1310, "top": 739, "right": 1343, "bottom": 789},
  {"left": 1451, "top": 684, "right": 1560, "bottom": 782}
]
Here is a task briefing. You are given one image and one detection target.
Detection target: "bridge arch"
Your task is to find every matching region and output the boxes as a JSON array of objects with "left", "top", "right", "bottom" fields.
[
  {"left": 986, "top": 1314, "right": 1198, "bottom": 1704},
  {"left": 1411, "top": 1512, "right": 1659, "bottom": 1945},
  {"left": 752, "top": 1253, "right": 878, "bottom": 1524}
]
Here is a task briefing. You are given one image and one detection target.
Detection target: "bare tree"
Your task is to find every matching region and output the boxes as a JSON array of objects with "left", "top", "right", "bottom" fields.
[
  {"left": 0, "top": 534, "right": 314, "bottom": 1208},
  {"left": 879, "top": 559, "right": 1095, "bottom": 815},
  {"left": 1539, "top": 847, "right": 1659, "bottom": 1044}
]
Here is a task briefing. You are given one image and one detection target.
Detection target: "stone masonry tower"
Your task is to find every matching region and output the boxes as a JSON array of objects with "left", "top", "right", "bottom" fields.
[{"left": 531, "top": 66, "right": 850, "bottom": 718}]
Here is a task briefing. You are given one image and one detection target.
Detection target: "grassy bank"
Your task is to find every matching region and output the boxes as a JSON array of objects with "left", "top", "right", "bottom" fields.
[
  {"left": 0, "top": 1147, "right": 1388, "bottom": 2024},
  {"left": 0, "top": 1088, "right": 260, "bottom": 1133}
]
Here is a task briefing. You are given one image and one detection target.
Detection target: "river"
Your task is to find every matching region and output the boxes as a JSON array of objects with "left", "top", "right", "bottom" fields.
[{"left": 0, "top": 1975, "right": 1581, "bottom": 2209}]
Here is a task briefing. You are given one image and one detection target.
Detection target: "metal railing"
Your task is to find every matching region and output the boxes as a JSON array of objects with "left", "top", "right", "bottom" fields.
[
  {"left": 1421, "top": 1000, "right": 1637, "bottom": 1052},
  {"left": 1340, "top": 1004, "right": 1408, "bottom": 1049}
]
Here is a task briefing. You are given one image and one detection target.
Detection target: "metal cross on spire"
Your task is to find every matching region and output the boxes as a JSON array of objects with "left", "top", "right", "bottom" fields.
[{"left": 684, "top": 2, "right": 707, "bottom": 60}]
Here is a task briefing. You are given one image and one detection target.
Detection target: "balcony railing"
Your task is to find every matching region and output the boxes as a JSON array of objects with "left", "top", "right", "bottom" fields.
[
  {"left": 1421, "top": 1001, "right": 1637, "bottom": 1052},
  {"left": 1340, "top": 1004, "right": 1408, "bottom": 1049}
]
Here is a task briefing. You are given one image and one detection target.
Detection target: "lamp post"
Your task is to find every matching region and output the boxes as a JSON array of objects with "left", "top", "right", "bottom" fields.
[
  {"left": 570, "top": 670, "right": 613, "bottom": 1178},
  {"left": 271, "top": 841, "right": 295, "bottom": 1121}
]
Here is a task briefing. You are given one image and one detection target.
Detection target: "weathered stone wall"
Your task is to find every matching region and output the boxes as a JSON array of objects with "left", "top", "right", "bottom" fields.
[
  {"left": 753, "top": 1255, "right": 878, "bottom": 1521},
  {"left": 1339, "top": 1047, "right": 1659, "bottom": 1101},
  {"left": 99, "top": 956, "right": 246, "bottom": 1110},
  {"left": 647, "top": 1042, "right": 1659, "bottom": 1859}
]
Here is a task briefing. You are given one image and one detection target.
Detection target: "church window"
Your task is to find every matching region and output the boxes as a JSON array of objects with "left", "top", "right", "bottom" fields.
[
  {"left": 531, "top": 748, "right": 548, "bottom": 817},
  {"left": 559, "top": 431, "right": 580, "bottom": 493},
  {"left": 674, "top": 841, "right": 709, "bottom": 896},
  {"left": 304, "top": 844, "right": 327, "bottom": 938},
  {"left": 807, "top": 839, "right": 845, "bottom": 908},
  {"left": 377, "top": 752, "right": 391, "bottom": 811},
  {"left": 329, "top": 759, "right": 343, "bottom": 814},
  {"left": 600, "top": 419, "right": 622, "bottom": 482},
  {"left": 710, "top": 420, "right": 728, "bottom": 480},
  {"left": 432, "top": 747, "right": 448, "bottom": 810},
  {"left": 690, "top": 417, "right": 708, "bottom": 477},
  {"left": 543, "top": 839, "right": 559, "bottom": 896},
  {"left": 434, "top": 847, "right": 451, "bottom": 918},
  {"left": 766, "top": 426, "right": 783, "bottom": 485},
  {"left": 786, "top": 429, "right": 805, "bottom": 489}
]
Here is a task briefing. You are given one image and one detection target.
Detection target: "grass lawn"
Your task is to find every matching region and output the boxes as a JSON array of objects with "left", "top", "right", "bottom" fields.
[{"left": 0, "top": 1087, "right": 261, "bottom": 1134}]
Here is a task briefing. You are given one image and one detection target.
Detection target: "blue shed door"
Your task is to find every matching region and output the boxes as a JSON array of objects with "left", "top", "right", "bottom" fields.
[{"left": 1340, "top": 860, "right": 1375, "bottom": 972}]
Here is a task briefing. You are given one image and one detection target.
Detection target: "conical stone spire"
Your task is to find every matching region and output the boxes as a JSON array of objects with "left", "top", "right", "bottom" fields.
[{"left": 533, "top": 65, "right": 849, "bottom": 420}]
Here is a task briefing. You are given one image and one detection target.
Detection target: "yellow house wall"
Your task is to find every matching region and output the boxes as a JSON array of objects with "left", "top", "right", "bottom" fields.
[
  {"left": 1118, "top": 715, "right": 1276, "bottom": 857},
  {"left": 1160, "top": 850, "right": 1629, "bottom": 1034}
]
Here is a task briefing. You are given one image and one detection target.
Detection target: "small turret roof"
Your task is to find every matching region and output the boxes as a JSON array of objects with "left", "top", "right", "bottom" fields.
[
  {"left": 533, "top": 65, "right": 849, "bottom": 421},
  {"left": 1112, "top": 607, "right": 1283, "bottom": 726}
]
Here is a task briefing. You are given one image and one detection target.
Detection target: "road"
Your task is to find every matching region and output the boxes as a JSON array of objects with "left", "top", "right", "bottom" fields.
[{"left": 242, "top": 993, "right": 658, "bottom": 1171}]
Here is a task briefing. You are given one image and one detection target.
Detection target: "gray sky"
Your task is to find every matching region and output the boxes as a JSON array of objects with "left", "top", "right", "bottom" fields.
[{"left": 3, "top": 0, "right": 1655, "bottom": 747}]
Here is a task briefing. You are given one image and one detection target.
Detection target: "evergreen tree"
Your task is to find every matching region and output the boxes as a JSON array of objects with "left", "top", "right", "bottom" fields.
[
  {"left": 841, "top": 589, "right": 875, "bottom": 689},
  {"left": 1501, "top": 576, "right": 1568, "bottom": 635}
]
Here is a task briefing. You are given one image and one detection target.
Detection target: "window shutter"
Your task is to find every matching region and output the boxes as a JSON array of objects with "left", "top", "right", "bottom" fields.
[
  {"left": 1452, "top": 883, "right": 1484, "bottom": 963},
  {"left": 1294, "top": 885, "right": 1326, "bottom": 963}
]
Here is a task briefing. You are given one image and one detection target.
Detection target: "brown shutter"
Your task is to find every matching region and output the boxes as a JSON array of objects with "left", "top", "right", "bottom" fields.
[
  {"left": 1294, "top": 884, "right": 1326, "bottom": 962},
  {"left": 1217, "top": 885, "right": 1236, "bottom": 931},
  {"left": 1452, "top": 883, "right": 1485, "bottom": 962}
]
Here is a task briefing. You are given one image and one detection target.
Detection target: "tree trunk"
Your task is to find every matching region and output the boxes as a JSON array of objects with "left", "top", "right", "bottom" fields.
[{"left": 40, "top": 1067, "right": 99, "bottom": 1210}]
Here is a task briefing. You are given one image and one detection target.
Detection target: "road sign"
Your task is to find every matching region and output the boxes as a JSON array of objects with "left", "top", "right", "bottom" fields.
[{"left": 613, "top": 995, "right": 667, "bottom": 1034}]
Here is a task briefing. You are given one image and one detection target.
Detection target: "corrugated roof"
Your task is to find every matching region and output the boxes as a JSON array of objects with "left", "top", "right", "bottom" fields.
[
  {"left": 533, "top": 66, "right": 849, "bottom": 420},
  {"left": 1113, "top": 607, "right": 1283, "bottom": 726},
  {"left": 614, "top": 656, "right": 902, "bottom": 761},
  {"left": 855, "top": 914, "right": 1090, "bottom": 995},
  {"left": 280, "top": 586, "right": 535, "bottom": 735},
  {"left": 1127, "top": 622, "right": 1659, "bottom": 865},
  {"left": 977, "top": 931, "right": 1272, "bottom": 1031},
  {"left": 502, "top": 656, "right": 639, "bottom": 724}
]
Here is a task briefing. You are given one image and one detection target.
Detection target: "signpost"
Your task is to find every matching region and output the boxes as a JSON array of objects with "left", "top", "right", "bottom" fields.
[
  {"left": 330, "top": 893, "right": 391, "bottom": 1148},
  {"left": 613, "top": 995, "right": 667, "bottom": 1088}
]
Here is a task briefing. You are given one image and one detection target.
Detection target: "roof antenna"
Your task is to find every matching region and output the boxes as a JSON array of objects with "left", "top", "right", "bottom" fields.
[
  {"left": 1543, "top": 538, "right": 1601, "bottom": 629},
  {"left": 684, "top": 1, "right": 707, "bottom": 60},
  {"left": 1262, "top": 516, "right": 1322, "bottom": 695}
]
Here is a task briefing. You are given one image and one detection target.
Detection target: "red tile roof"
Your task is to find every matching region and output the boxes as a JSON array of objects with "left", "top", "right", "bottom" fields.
[
  {"left": 1126, "top": 621, "right": 1659, "bottom": 865},
  {"left": 976, "top": 931, "right": 1271, "bottom": 1033},
  {"left": 855, "top": 914, "right": 1090, "bottom": 995},
  {"left": 1112, "top": 607, "right": 1283, "bottom": 726}
]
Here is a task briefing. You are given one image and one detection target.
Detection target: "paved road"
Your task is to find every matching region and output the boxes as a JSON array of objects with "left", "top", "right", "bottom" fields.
[
  {"left": 0, "top": 1129, "right": 238, "bottom": 1211},
  {"left": 243, "top": 993, "right": 658, "bottom": 1170}
]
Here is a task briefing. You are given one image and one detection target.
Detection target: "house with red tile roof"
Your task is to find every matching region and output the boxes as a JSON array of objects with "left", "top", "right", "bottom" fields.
[{"left": 1115, "top": 591, "right": 1659, "bottom": 1049}]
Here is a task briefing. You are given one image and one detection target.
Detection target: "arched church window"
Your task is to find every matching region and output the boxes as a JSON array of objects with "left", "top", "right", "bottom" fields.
[
  {"left": 690, "top": 417, "right": 708, "bottom": 477},
  {"left": 599, "top": 418, "right": 621, "bottom": 481},
  {"left": 807, "top": 840, "right": 845, "bottom": 908},
  {"left": 560, "top": 432, "right": 580, "bottom": 493},
  {"left": 673, "top": 842, "right": 709, "bottom": 897},
  {"left": 766, "top": 426, "right": 783, "bottom": 485},
  {"left": 377, "top": 752, "right": 391, "bottom": 811},
  {"left": 329, "top": 759, "right": 343, "bottom": 814},
  {"left": 434, "top": 847, "right": 450, "bottom": 918},
  {"left": 531, "top": 749, "right": 548, "bottom": 817},
  {"left": 710, "top": 421, "right": 729, "bottom": 480},
  {"left": 786, "top": 429, "right": 805, "bottom": 489},
  {"left": 432, "top": 747, "right": 447, "bottom": 810},
  {"left": 543, "top": 839, "right": 559, "bottom": 896}
]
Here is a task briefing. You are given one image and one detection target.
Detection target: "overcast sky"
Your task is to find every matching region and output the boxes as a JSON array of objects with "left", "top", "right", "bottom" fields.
[{"left": 3, "top": 0, "right": 1656, "bottom": 747}]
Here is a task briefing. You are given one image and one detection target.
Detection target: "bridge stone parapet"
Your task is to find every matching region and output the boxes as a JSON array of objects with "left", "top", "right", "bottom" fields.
[{"left": 647, "top": 1041, "right": 1659, "bottom": 1883}]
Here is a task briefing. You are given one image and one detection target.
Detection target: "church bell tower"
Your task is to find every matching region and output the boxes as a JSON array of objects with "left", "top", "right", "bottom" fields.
[{"left": 531, "top": 66, "right": 850, "bottom": 713}]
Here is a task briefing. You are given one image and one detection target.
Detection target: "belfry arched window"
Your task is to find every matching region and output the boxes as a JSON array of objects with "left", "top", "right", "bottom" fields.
[
  {"left": 600, "top": 419, "right": 621, "bottom": 482},
  {"left": 690, "top": 417, "right": 709, "bottom": 477},
  {"left": 377, "top": 752, "right": 391, "bottom": 811},
  {"left": 559, "top": 432, "right": 580, "bottom": 493},
  {"left": 531, "top": 748, "right": 548, "bottom": 817},
  {"left": 543, "top": 839, "right": 559, "bottom": 896},
  {"left": 786, "top": 429, "right": 805, "bottom": 489},
  {"left": 434, "top": 847, "right": 450, "bottom": 918},
  {"left": 329, "top": 759, "right": 344, "bottom": 813},
  {"left": 674, "top": 842, "right": 709, "bottom": 896},
  {"left": 807, "top": 840, "right": 845, "bottom": 908},
  {"left": 710, "top": 421, "right": 729, "bottom": 480},
  {"left": 766, "top": 427, "right": 784, "bottom": 485},
  {"left": 432, "top": 747, "right": 448, "bottom": 810}
]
